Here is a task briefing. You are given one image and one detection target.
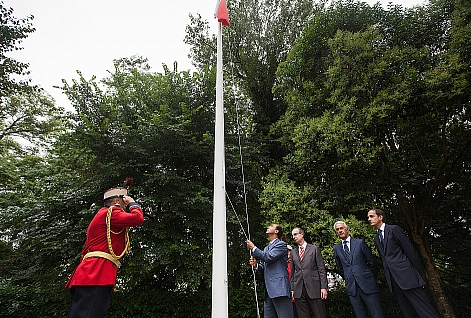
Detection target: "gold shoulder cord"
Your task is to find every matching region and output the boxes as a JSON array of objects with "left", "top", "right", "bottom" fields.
[{"left": 106, "top": 206, "right": 130, "bottom": 260}]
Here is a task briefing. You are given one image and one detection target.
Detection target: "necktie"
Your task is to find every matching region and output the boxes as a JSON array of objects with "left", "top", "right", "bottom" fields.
[
  {"left": 299, "top": 246, "right": 304, "bottom": 260},
  {"left": 343, "top": 241, "right": 350, "bottom": 259},
  {"left": 378, "top": 229, "right": 384, "bottom": 246}
]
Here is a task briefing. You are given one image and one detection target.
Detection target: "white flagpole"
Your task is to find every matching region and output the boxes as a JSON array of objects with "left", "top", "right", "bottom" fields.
[{"left": 211, "top": 19, "right": 228, "bottom": 318}]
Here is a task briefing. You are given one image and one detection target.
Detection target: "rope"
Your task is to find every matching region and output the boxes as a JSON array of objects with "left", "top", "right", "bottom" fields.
[
  {"left": 224, "top": 26, "right": 261, "bottom": 318},
  {"left": 226, "top": 191, "right": 249, "bottom": 240},
  {"left": 226, "top": 193, "right": 261, "bottom": 318}
]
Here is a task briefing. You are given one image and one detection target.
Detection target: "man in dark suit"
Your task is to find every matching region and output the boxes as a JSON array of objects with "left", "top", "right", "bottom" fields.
[
  {"left": 247, "top": 224, "right": 294, "bottom": 318},
  {"left": 368, "top": 209, "right": 439, "bottom": 318},
  {"left": 333, "top": 221, "right": 386, "bottom": 318},
  {"left": 290, "top": 227, "right": 328, "bottom": 318}
]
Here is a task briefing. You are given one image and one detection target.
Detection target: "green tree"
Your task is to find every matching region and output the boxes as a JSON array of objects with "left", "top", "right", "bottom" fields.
[
  {"left": 1, "top": 5, "right": 67, "bottom": 315},
  {"left": 0, "top": 154, "right": 73, "bottom": 317},
  {"left": 57, "top": 57, "right": 217, "bottom": 317},
  {"left": 1, "top": 90, "right": 64, "bottom": 149},
  {"left": 3, "top": 55, "right": 217, "bottom": 317},
  {"left": 0, "top": 1, "right": 35, "bottom": 97},
  {"left": 265, "top": 0, "right": 470, "bottom": 316},
  {"left": 185, "top": 0, "right": 323, "bottom": 160},
  {"left": 0, "top": 1, "right": 64, "bottom": 153}
]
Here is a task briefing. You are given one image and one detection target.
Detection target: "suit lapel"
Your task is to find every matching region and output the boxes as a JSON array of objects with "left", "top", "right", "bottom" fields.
[
  {"left": 383, "top": 226, "right": 388, "bottom": 252},
  {"left": 265, "top": 238, "right": 278, "bottom": 255},
  {"left": 291, "top": 247, "right": 300, "bottom": 274}
]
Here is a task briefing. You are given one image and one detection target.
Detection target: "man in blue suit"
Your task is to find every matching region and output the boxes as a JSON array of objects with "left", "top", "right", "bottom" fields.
[
  {"left": 333, "top": 221, "right": 386, "bottom": 318},
  {"left": 368, "top": 209, "right": 439, "bottom": 318},
  {"left": 247, "top": 224, "right": 294, "bottom": 318}
]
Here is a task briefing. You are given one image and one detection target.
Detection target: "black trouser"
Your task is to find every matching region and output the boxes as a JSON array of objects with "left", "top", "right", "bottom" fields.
[
  {"left": 391, "top": 278, "right": 439, "bottom": 318},
  {"left": 68, "top": 286, "right": 112, "bottom": 318}
]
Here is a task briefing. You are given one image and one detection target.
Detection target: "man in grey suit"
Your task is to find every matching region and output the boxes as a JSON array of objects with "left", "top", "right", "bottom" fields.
[
  {"left": 290, "top": 227, "right": 328, "bottom": 318},
  {"left": 247, "top": 224, "right": 294, "bottom": 318},
  {"left": 333, "top": 221, "right": 386, "bottom": 318},
  {"left": 368, "top": 209, "right": 439, "bottom": 318}
]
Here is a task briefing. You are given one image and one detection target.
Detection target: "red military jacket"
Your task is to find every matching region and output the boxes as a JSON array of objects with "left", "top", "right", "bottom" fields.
[{"left": 66, "top": 204, "right": 144, "bottom": 288}]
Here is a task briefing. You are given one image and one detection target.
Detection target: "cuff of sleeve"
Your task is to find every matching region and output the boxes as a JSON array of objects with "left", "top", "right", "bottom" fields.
[{"left": 127, "top": 202, "right": 140, "bottom": 209}]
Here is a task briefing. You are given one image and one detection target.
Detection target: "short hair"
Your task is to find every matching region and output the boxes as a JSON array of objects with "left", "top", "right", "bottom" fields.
[
  {"left": 293, "top": 227, "right": 305, "bottom": 235},
  {"left": 275, "top": 225, "right": 283, "bottom": 239},
  {"left": 104, "top": 198, "right": 115, "bottom": 206},
  {"left": 370, "top": 208, "right": 386, "bottom": 223},
  {"left": 104, "top": 196, "right": 122, "bottom": 207},
  {"left": 333, "top": 221, "right": 348, "bottom": 231}
]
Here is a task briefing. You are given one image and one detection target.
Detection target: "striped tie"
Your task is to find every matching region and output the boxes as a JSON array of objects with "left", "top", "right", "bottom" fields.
[
  {"left": 299, "top": 246, "right": 304, "bottom": 260},
  {"left": 343, "top": 241, "right": 350, "bottom": 259}
]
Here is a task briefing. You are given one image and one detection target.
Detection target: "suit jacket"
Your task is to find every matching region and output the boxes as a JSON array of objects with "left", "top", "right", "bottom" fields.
[
  {"left": 253, "top": 238, "right": 291, "bottom": 298},
  {"left": 334, "top": 238, "right": 380, "bottom": 296},
  {"left": 66, "top": 204, "right": 144, "bottom": 288},
  {"left": 374, "top": 224, "right": 425, "bottom": 292},
  {"left": 291, "top": 243, "right": 328, "bottom": 299}
]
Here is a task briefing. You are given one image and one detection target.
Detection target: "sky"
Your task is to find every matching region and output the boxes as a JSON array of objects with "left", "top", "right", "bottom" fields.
[{"left": 5, "top": 0, "right": 426, "bottom": 110}]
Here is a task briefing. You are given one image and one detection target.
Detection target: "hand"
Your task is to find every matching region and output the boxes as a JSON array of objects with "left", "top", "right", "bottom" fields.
[
  {"left": 246, "top": 240, "right": 255, "bottom": 250},
  {"left": 123, "top": 195, "right": 135, "bottom": 206},
  {"left": 320, "top": 288, "right": 328, "bottom": 300},
  {"left": 249, "top": 256, "right": 257, "bottom": 268}
]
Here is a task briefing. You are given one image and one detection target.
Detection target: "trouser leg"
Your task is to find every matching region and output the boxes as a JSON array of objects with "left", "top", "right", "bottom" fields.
[
  {"left": 391, "top": 278, "right": 420, "bottom": 318},
  {"left": 68, "top": 286, "right": 112, "bottom": 318},
  {"left": 294, "top": 284, "right": 311, "bottom": 318},
  {"left": 272, "top": 296, "right": 294, "bottom": 318}
]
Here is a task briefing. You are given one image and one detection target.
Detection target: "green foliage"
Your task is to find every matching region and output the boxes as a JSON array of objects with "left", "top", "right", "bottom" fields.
[
  {"left": 228, "top": 277, "right": 264, "bottom": 318},
  {"left": 186, "top": 0, "right": 323, "bottom": 166},
  {"left": 265, "top": 0, "right": 470, "bottom": 316},
  {"left": 108, "top": 288, "right": 211, "bottom": 317},
  {"left": 0, "top": 1, "right": 35, "bottom": 96},
  {"left": 0, "top": 90, "right": 65, "bottom": 151},
  {"left": 1, "top": 2, "right": 65, "bottom": 154},
  {"left": 1, "top": 55, "right": 220, "bottom": 317},
  {"left": 60, "top": 56, "right": 216, "bottom": 295},
  {"left": 325, "top": 284, "right": 356, "bottom": 317},
  {"left": 0, "top": 153, "right": 72, "bottom": 317}
]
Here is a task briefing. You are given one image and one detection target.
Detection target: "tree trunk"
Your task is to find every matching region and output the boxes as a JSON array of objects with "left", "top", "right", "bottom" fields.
[
  {"left": 396, "top": 191, "right": 455, "bottom": 318},
  {"left": 412, "top": 232, "right": 455, "bottom": 318}
]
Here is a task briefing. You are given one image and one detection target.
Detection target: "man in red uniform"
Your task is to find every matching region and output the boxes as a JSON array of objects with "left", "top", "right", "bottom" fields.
[{"left": 66, "top": 187, "right": 144, "bottom": 318}]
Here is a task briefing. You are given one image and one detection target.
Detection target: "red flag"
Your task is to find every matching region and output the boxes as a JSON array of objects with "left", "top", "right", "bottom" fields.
[{"left": 215, "top": 0, "right": 230, "bottom": 27}]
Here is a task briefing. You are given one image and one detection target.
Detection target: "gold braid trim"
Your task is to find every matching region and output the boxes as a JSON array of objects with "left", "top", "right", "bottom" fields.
[
  {"left": 106, "top": 206, "right": 130, "bottom": 262},
  {"left": 82, "top": 251, "right": 121, "bottom": 267}
]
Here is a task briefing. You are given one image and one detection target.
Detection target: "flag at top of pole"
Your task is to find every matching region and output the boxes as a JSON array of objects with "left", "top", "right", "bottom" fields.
[{"left": 214, "top": 0, "right": 230, "bottom": 26}]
